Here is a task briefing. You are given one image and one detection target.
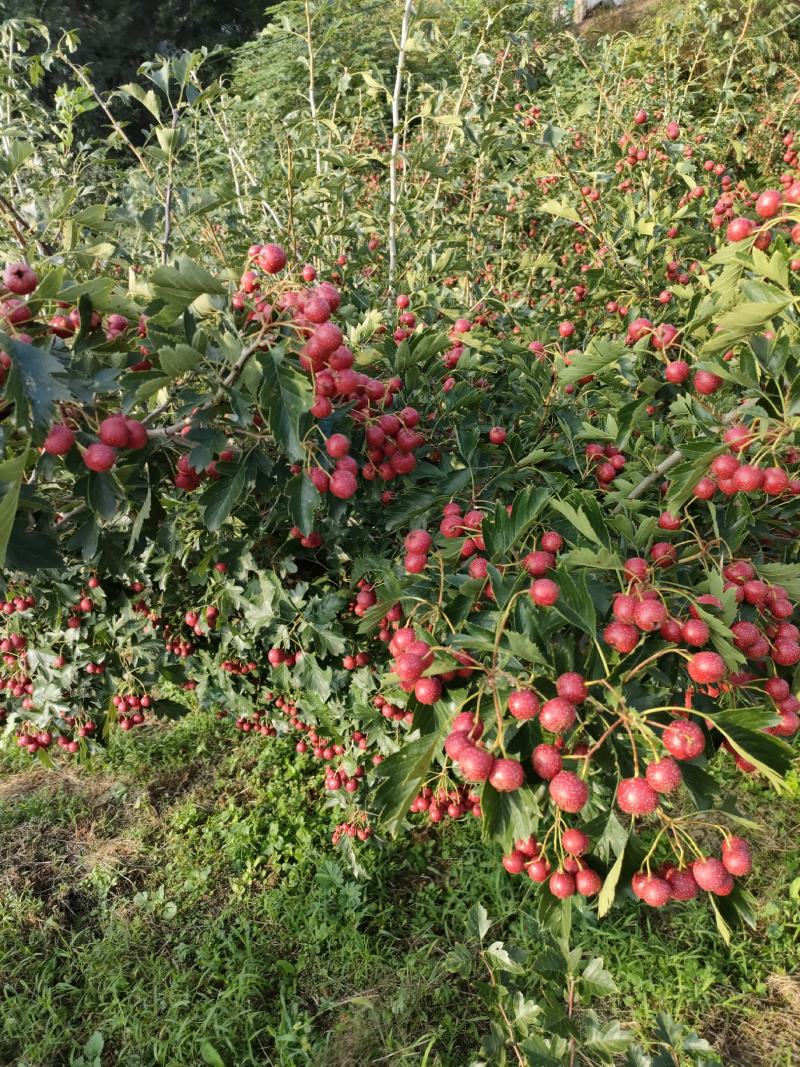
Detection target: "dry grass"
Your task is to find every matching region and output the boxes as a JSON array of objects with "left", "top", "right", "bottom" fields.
[{"left": 710, "top": 974, "right": 800, "bottom": 1066}]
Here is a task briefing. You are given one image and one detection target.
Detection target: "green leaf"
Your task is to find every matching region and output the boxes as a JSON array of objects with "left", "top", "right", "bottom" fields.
[
  {"left": 549, "top": 498, "right": 604, "bottom": 546},
  {"left": 757, "top": 562, "right": 800, "bottom": 600},
  {"left": 560, "top": 340, "right": 627, "bottom": 386},
  {"left": 150, "top": 257, "right": 226, "bottom": 313},
  {"left": 581, "top": 957, "right": 618, "bottom": 998},
  {"left": 87, "top": 471, "right": 123, "bottom": 520},
  {"left": 485, "top": 941, "right": 524, "bottom": 974},
  {"left": 0, "top": 452, "right": 27, "bottom": 568},
  {"left": 286, "top": 475, "right": 321, "bottom": 536},
  {"left": 202, "top": 468, "right": 246, "bottom": 531},
  {"left": 467, "top": 902, "right": 491, "bottom": 942},
  {"left": 160, "top": 344, "right": 202, "bottom": 377},
  {"left": 705, "top": 708, "right": 793, "bottom": 790},
  {"left": 1, "top": 334, "right": 72, "bottom": 430},
  {"left": 597, "top": 844, "right": 627, "bottom": 918},
  {"left": 259, "top": 351, "right": 311, "bottom": 461},
  {"left": 198, "top": 1040, "right": 226, "bottom": 1067},
  {"left": 371, "top": 729, "right": 448, "bottom": 836}
]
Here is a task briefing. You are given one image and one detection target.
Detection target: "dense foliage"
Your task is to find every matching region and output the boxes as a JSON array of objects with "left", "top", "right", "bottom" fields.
[{"left": 1, "top": 0, "right": 800, "bottom": 1060}]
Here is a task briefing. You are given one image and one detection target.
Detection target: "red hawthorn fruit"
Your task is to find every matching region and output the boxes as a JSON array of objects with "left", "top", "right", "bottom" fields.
[
  {"left": 732, "top": 464, "right": 764, "bottom": 493},
  {"left": 623, "top": 557, "right": 649, "bottom": 582},
  {"left": 548, "top": 770, "right": 589, "bottom": 812},
  {"left": 687, "top": 651, "right": 725, "bottom": 684},
  {"left": 755, "top": 189, "right": 782, "bottom": 219},
  {"left": 532, "top": 743, "right": 563, "bottom": 780},
  {"left": 692, "top": 857, "right": 734, "bottom": 895},
  {"left": 414, "top": 676, "right": 442, "bottom": 705},
  {"left": 527, "top": 858, "right": 551, "bottom": 883},
  {"left": 508, "top": 689, "right": 540, "bottom": 720},
  {"left": 523, "top": 550, "right": 555, "bottom": 576},
  {"left": 645, "top": 757, "right": 683, "bottom": 793},
  {"left": 44, "top": 424, "right": 75, "bottom": 455},
  {"left": 726, "top": 217, "right": 754, "bottom": 242},
  {"left": 662, "top": 719, "right": 705, "bottom": 759},
  {"left": 681, "top": 618, "right": 710, "bottom": 647},
  {"left": 652, "top": 546, "right": 678, "bottom": 571},
  {"left": 539, "top": 531, "right": 564, "bottom": 553},
  {"left": 556, "top": 672, "right": 587, "bottom": 703},
  {"left": 444, "top": 731, "right": 473, "bottom": 760},
  {"left": 489, "top": 758, "right": 525, "bottom": 792},
  {"left": 539, "top": 697, "right": 577, "bottom": 734},
  {"left": 404, "top": 552, "right": 428, "bottom": 574},
  {"left": 633, "top": 599, "right": 667, "bottom": 632},
  {"left": 617, "top": 776, "right": 659, "bottom": 815},
  {"left": 665, "top": 866, "right": 698, "bottom": 900},
  {"left": 325, "top": 433, "right": 351, "bottom": 458},
  {"left": 125, "top": 419, "right": 148, "bottom": 450},
  {"left": 3, "top": 262, "right": 38, "bottom": 295},
  {"left": 693, "top": 476, "right": 716, "bottom": 500},
  {"left": 575, "top": 867, "right": 602, "bottom": 896},
  {"left": 603, "top": 621, "right": 639, "bottom": 654},
  {"left": 721, "top": 835, "right": 752, "bottom": 876},
  {"left": 458, "top": 746, "right": 495, "bottom": 782},
  {"left": 329, "top": 469, "right": 357, "bottom": 499},
  {"left": 259, "top": 243, "right": 287, "bottom": 273},
  {"left": 405, "top": 529, "right": 432, "bottom": 554},
  {"left": 693, "top": 370, "right": 722, "bottom": 395},
  {"left": 83, "top": 443, "right": 117, "bottom": 472},
  {"left": 658, "top": 511, "right": 682, "bottom": 530},
  {"left": 488, "top": 426, "right": 507, "bottom": 444},
  {"left": 530, "top": 578, "right": 560, "bottom": 606},
  {"left": 762, "top": 467, "right": 789, "bottom": 495},
  {"left": 639, "top": 875, "right": 672, "bottom": 907},
  {"left": 664, "top": 359, "right": 690, "bottom": 384},
  {"left": 99, "top": 415, "right": 130, "bottom": 448},
  {"left": 549, "top": 870, "right": 576, "bottom": 898},
  {"left": 502, "top": 850, "right": 527, "bottom": 874},
  {"left": 562, "top": 828, "right": 590, "bottom": 856}
]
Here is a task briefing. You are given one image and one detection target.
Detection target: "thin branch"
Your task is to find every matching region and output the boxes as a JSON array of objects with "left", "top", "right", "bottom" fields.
[
  {"left": 161, "top": 107, "right": 179, "bottom": 265},
  {"left": 145, "top": 328, "right": 268, "bottom": 439},
  {"left": 612, "top": 449, "right": 684, "bottom": 514},
  {"left": 388, "top": 0, "right": 414, "bottom": 288}
]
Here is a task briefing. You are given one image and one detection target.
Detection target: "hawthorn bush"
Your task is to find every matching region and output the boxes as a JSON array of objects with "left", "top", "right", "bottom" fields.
[{"left": 1, "top": 0, "right": 800, "bottom": 982}]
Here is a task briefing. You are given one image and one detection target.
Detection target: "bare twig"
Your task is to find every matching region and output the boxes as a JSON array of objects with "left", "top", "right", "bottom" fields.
[{"left": 388, "top": 0, "right": 414, "bottom": 287}]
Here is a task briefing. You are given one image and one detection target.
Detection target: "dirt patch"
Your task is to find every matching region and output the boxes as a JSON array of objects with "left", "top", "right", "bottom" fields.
[
  {"left": 574, "top": 0, "right": 661, "bottom": 37},
  {"left": 709, "top": 974, "right": 800, "bottom": 1066},
  {"left": 0, "top": 767, "right": 148, "bottom": 922}
]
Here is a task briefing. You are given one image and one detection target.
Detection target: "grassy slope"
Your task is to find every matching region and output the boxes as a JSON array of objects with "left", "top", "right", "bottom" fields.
[{"left": 0, "top": 713, "right": 797, "bottom": 1066}]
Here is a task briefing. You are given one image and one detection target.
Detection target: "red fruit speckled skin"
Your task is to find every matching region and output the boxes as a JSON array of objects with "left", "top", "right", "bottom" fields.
[
  {"left": 687, "top": 651, "right": 726, "bottom": 683},
  {"left": 508, "top": 689, "right": 540, "bottom": 720},
  {"left": 665, "top": 867, "right": 698, "bottom": 900},
  {"left": 663, "top": 719, "right": 705, "bottom": 760},
  {"left": 539, "top": 697, "right": 577, "bottom": 734},
  {"left": 458, "top": 746, "right": 495, "bottom": 782},
  {"left": 488, "top": 758, "right": 525, "bottom": 792},
  {"left": 692, "top": 857, "right": 732, "bottom": 893},
  {"left": 556, "top": 672, "right": 587, "bottom": 703},
  {"left": 548, "top": 771, "right": 589, "bottom": 812},
  {"left": 562, "top": 828, "right": 590, "bottom": 856},
  {"left": 617, "top": 776, "right": 659, "bottom": 815},
  {"left": 532, "top": 744, "right": 562, "bottom": 780},
  {"left": 549, "top": 870, "right": 576, "bottom": 898},
  {"left": 645, "top": 757, "right": 683, "bottom": 794}
]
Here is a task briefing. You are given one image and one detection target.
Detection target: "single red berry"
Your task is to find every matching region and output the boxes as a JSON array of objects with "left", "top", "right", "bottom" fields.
[{"left": 617, "top": 776, "right": 659, "bottom": 816}]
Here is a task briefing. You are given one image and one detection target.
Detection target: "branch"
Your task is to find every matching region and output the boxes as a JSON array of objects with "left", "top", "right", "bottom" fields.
[
  {"left": 388, "top": 0, "right": 414, "bottom": 288},
  {"left": 0, "top": 194, "right": 56, "bottom": 257},
  {"left": 613, "top": 449, "right": 684, "bottom": 514},
  {"left": 161, "top": 108, "right": 180, "bottom": 265},
  {"left": 145, "top": 328, "right": 268, "bottom": 440}
]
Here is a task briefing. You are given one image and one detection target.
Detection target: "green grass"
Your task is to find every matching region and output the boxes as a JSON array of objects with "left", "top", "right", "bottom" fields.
[{"left": 0, "top": 714, "right": 797, "bottom": 1066}]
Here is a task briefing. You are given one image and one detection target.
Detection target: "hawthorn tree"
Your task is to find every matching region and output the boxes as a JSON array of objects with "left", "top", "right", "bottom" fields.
[{"left": 0, "top": 0, "right": 799, "bottom": 952}]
